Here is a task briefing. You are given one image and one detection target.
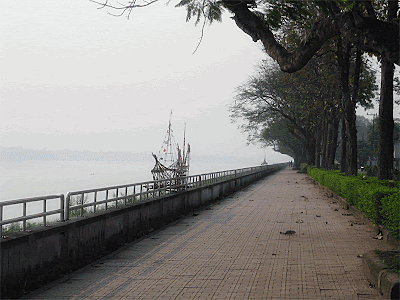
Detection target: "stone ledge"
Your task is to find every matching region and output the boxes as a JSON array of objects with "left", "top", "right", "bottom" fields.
[{"left": 362, "top": 250, "right": 400, "bottom": 300}]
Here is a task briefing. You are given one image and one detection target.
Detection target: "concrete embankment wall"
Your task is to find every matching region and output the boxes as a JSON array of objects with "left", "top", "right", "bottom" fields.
[{"left": 1, "top": 165, "right": 284, "bottom": 298}]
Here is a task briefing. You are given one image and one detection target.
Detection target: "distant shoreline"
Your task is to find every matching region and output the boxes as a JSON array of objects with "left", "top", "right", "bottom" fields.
[
  {"left": 0, "top": 147, "right": 151, "bottom": 162},
  {"left": 0, "top": 147, "right": 252, "bottom": 165}
]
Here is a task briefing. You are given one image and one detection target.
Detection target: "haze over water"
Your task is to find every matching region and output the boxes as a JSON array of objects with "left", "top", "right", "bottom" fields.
[
  {"left": 0, "top": 156, "right": 274, "bottom": 221},
  {"left": 0, "top": 157, "right": 267, "bottom": 201}
]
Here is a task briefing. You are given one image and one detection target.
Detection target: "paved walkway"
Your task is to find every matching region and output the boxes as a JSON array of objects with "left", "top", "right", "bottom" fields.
[{"left": 26, "top": 168, "right": 395, "bottom": 300}]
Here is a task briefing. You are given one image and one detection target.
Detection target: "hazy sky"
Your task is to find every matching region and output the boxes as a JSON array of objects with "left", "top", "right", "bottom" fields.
[
  {"left": 2, "top": 0, "right": 396, "bottom": 166},
  {"left": 1, "top": 0, "right": 292, "bottom": 165}
]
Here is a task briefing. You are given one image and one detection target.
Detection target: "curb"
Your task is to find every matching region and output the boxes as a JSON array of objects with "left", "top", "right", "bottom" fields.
[{"left": 362, "top": 250, "right": 400, "bottom": 300}]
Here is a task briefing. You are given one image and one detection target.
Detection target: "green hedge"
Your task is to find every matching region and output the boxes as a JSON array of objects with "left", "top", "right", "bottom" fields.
[
  {"left": 381, "top": 191, "right": 400, "bottom": 238},
  {"left": 308, "top": 168, "right": 400, "bottom": 239}
]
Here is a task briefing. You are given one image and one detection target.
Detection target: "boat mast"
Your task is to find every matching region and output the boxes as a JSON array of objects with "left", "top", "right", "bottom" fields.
[
  {"left": 164, "top": 110, "right": 174, "bottom": 163},
  {"left": 151, "top": 111, "right": 190, "bottom": 180},
  {"left": 183, "top": 122, "right": 186, "bottom": 164}
]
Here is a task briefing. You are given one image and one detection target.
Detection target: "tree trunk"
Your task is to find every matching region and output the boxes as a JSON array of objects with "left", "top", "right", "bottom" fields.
[
  {"left": 337, "top": 37, "right": 357, "bottom": 175},
  {"left": 315, "top": 131, "right": 321, "bottom": 168},
  {"left": 322, "top": 121, "right": 331, "bottom": 169},
  {"left": 345, "top": 105, "right": 358, "bottom": 175},
  {"left": 325, "top": 121, "right": 336, "bottom": 169},
  {"left": 340, "top": 117, "right": 347, "bottom": 173},
  {"left": 320, "top": 123, "right": 326, "bottom": 168},
  {"left": 346, "top": 48, "right": 363, "bottom": 175},
  {"left": 329, "top": 118, "right": 339, "bottom": 169},
  {"left": 293, "top": 153, "right": 300, "bottom": 170},
  {"left": 377, "top": 57, "right": 394, "bottom": 180},
  {"left": 293, "top": 146, "right": 308, "bottom": 169},
  {"left": 306, "top": 139, "right": 316, "bottom": 166},
  {"left": 377, "top": 1, "right": 397, "bottom": 180}
]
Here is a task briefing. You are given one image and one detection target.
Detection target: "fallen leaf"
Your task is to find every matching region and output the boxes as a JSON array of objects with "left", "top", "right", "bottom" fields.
[{"left": 280, "top": 230, "right": 296, "bottom": 235}]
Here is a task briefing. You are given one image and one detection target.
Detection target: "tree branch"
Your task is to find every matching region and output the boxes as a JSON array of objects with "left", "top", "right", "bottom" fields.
[
  {"left": 363, "top": 1, "right": 377, "bottom": 19},
  {"left": 90, "top": 0, "right": 160, "bottom": 18},
  {"left": 222, "top": 1, "right": 399, "bottom": 72}
]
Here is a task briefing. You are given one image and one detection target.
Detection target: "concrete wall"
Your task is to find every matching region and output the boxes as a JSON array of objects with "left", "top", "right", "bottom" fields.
[{"left": 1, "top": 165, "right": 284, "bottom": 298}]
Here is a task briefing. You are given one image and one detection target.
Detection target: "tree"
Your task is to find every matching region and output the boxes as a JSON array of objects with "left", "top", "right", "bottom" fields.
[
  {"left": 348, "top": 116, "right": 400, "bottom": 175},
  {"left": 92, "top": 1, "right": 399, "bottom": 69},
  {"left": 231, "top": 45, "right": 376, "bottom": 170},
  {"left": 222, "top": 0, "right": 394, "bottom": 177},
  {"left": 261, "top": 117, "right": 307, "bottom": 168},
  {"left": 364, "top": 116, "right": 400, "bottom": 171},
  {"left": 376, "top": 1, "right": 398, "bottom": 179},
  {"left": 358, "top": 140, "right": 371, "bottom": 167},
  {"left": 93, "top": 0, "right": 398, "bottom": 177},
  {"left": 230, "top": 55, "right": 342, "bottom": 167}
]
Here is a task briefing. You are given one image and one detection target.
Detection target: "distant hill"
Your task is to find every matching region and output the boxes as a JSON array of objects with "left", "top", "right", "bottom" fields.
[{"left": 0, "top": 147, "right": 152, "bottom": 162}]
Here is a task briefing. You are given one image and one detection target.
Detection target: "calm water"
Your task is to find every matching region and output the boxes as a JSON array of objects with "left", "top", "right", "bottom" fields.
[{"left": 0, "top": 159, "right": 244, "bottom": 220}]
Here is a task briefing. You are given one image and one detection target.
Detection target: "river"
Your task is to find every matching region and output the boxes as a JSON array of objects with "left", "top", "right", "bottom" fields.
[{"left": 0, "top": 159, "right": 253, "bottom": 221}]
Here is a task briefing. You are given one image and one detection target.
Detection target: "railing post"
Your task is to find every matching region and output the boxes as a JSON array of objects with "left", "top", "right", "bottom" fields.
[
  {"left": 60, "top": 194, "right": 65, "bottom": 222},
  {"left": 23, "top": 202, "right": 27, "bottom": 231},
  {"left": 65, "top": 192, "right": 70, "bottom": 221},
  {"left": 0, "top": 205, "right": 3, "bottom": 237},
  {"left": 80, "top": 193, "right": 84, "bottom": 217},
  {"left": 125, "top": 187, "right": 128, "bottom": 205},
  {"left": 93, "top": 191, "right": 97, "bottom": 213},
  {"left": 43, "top": 199, "right": 47, "bottom": 226}
]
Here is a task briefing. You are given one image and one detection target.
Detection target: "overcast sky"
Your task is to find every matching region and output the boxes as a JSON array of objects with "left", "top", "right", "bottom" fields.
[
  {"left": 0, "top": 0, "right": 293, "bottom": 165},
  {"left": 2, "top": 0, "right": 397, "bottom": 167}
]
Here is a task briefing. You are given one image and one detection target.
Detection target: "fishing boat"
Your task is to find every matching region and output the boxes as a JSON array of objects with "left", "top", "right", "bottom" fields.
[{"left": 151, "top": 113, "right": 190, "bottom": 182}]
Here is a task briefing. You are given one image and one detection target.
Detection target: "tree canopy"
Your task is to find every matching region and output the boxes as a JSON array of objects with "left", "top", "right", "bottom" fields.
[
  {"left": 230, "top": 51, "right": 377, "bottom": 168},
  {"left": 92, "top": 0, "right": 399, "bottom": 70}
]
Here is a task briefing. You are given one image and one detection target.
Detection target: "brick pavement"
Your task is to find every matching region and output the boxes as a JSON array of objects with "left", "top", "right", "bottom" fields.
[{"left": 26, "top": 168, "right": 395, "bottom": 300}]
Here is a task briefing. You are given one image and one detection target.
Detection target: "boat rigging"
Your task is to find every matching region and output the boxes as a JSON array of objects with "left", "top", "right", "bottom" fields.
[{"left": 151, "top": 112, "right": 190, "bottom": 181}]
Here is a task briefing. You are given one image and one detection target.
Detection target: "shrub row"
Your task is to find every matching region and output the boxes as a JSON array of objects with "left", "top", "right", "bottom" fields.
[{"left": 308, "top": 168, "right": 400, "bottom": 239}]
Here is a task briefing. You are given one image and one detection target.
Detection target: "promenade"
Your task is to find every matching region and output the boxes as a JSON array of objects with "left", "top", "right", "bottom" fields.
[{"left": 25, "top": 168, "right": 394, "bottom": 300}]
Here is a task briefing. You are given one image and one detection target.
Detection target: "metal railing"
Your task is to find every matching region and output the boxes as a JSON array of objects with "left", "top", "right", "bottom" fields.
[
  {"left": 65, "top": 166, "right": 262, "bottom": 219},
  {"left": 0, "top": 194, "right": 64, "bottom": 237},
  {"left": 1, "top": 164, "right": 282, "bottom": 236}
]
